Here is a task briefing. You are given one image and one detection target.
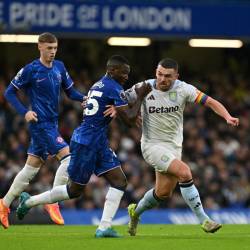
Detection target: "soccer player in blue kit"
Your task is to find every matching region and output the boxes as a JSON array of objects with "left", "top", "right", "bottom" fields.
[
  {"left": 16, "top": 55, "right": 151, "bottom": 237},
  {"left": 0, "top": 33, "right": 84, "bottom": 229}
]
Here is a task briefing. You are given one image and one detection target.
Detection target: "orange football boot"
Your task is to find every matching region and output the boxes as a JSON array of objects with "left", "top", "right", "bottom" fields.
[
  {"left": 44, "top": 203, "right": 64, "bottom": 225},
  {"left": 0, "top": 199, "right": 10, "bottom": 229}
]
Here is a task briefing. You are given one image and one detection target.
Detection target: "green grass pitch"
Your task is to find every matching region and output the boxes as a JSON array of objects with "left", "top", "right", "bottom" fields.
[{"left": 1, "top": 225, "right": 250, "bottom": 250}]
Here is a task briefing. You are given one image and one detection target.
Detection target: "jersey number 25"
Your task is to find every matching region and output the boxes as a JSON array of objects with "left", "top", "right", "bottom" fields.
[{"left": 85, "top": 90, "right": 103, "bottom": 116}]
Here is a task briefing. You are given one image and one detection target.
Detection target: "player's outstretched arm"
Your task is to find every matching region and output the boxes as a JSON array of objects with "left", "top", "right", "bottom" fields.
[
  {"left": 115, "top": 83, "right": 151, "bottom": 126},
  {"left": 64, "top": 86, "right": 85, "bottom": 102},
  {"left": 125, "top": 81, "right": 151, "bottom": 106},
  {"left": 205, "top": 96, "right": 239, "bottom": 126}
]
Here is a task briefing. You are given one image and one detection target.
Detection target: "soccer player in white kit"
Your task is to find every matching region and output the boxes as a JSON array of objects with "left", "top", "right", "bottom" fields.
[{"left": 125, "top": 58, "right": 239, "bottom": 235}]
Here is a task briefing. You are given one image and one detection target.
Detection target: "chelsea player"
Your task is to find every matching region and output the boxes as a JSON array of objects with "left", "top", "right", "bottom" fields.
[
  {"left": 0, "top": 33, "right": 84, "bottom": 229},
  {"left": 16, "top": 55, "right": 151, "bottom": 237}
]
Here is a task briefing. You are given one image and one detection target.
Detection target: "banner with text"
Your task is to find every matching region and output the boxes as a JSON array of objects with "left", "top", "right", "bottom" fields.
[{"left": 1, "top": 1, "right": 250, "bottom": 37}]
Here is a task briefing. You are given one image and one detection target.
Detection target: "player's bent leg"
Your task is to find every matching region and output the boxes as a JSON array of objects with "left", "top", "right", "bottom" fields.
[
  {"left": 0, "top": 199, "right": 10, "bottom": 229},
  {"left": 128, "top": 172, "right": 176, "bottom": 236},
  {"left": 202, "top": 219, "right": 222, "bottom": 233},
  {"left": 16, "top": 179, "right": 83, "bottom": 220}
]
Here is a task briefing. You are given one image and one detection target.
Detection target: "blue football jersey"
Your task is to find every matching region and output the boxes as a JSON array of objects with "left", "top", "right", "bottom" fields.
[
  {"left": 11, "top": 59, "right": 73, "bottom": 122},
  {"left": 71, "top": 75, "right": 128, "bottom": 144}
]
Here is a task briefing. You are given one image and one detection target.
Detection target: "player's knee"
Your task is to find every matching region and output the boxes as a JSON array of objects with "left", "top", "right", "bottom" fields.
[
  {"left": 66, "top": 184, "right": 83, "bottom": 199},
  {"left": 111, "top": 182, "right": 127, "bottom": 192},
  {"left": 155, "top": 188, "right": 172, "bottom": 200},
  {"left": 179, "top": 166, "right": 192, "bottom": 182},
  {"left": 110, "top": 178, "right": 127, "bottom": 191}
]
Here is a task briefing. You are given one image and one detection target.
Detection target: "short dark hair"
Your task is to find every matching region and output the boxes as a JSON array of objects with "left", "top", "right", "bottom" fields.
[
  {"left": 107, "top": 55, "right": 129, "bottom": 68},
  {"left": 158, "top": 58, "right": 178, "bottom": 71},
  {"left": 38, "top": 32, "right": 57, "bottom": 43}
]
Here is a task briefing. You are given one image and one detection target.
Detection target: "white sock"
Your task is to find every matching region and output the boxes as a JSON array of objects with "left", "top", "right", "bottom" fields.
[
  {"left": 3, "top": 164, "right": 40, "bottom": 207},
  {"left": 25, "top": 185, "right": 69, "bottom": 208},
  {"left": 180, "top": 183, "right": 209, "bottom": 223},
  {"left": 98, "top": 187, "right": 124, "bottom": 230},
  {"left": 53, "top": 156, "right": 70, "bottom": 187}
]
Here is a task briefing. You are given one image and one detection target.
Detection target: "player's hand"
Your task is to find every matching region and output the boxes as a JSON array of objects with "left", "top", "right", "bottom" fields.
[
  {"left": 226, "top": 116, "right": 239, "bottom": 126},
  {"left": 135, "top": 81, "right": 152, "bottom": 99},
  {"left": 81, "top": 96, "right": 88, "bottom": 109},
  {"left": 25, "top": 111, "right": 38, "bottom": 123},
  {"left": 104, "top": 105, "right": 117, "bottom": 118}
]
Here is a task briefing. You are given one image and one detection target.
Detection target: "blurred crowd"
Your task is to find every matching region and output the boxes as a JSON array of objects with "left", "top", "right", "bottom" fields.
[{"left": 0, "top": 60, "right": 250, "bottom": 212}]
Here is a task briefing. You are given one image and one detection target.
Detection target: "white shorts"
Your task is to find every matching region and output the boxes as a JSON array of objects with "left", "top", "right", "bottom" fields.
[{"left": 141, "top": 142, "right": 182, "bottom": 173}]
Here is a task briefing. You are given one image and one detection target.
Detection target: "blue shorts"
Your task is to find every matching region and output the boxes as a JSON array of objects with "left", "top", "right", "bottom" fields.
[
  {"left": 28, "top": 121, "right": 68, "bottom": 161},
  {"left": 68, "top": 139, "right": 121, "bottom": 185}
]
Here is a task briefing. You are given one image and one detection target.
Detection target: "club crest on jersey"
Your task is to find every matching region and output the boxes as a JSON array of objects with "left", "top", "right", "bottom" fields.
[
  {"left": 119, "top": 90, "right": 127, "bottom": 101},
  {"left": 56, "top": 136, "right": 64, "bottom": 143},
  {"left": 169, "top": 91, "right": 177, "bottom": 102}
]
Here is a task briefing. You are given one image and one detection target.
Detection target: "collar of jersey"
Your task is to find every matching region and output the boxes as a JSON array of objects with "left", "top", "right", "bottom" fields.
[{"left": 38, "top": 59, "right": 53, "bottom": 69}]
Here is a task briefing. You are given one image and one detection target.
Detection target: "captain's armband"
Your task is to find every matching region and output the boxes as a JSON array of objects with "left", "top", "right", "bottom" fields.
[{"left": 195, "top": 91, "right": 208, "bottom": 105}]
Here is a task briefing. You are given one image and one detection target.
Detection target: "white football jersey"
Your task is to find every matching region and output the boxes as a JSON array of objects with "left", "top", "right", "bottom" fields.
[{"left": 139, "top": 79, "right": 199, "bottom": 147}]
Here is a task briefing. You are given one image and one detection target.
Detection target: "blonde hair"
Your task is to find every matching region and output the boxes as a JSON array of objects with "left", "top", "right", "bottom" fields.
[{"left": 38, "top": 32, "right": 57, "bottom": 43}]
